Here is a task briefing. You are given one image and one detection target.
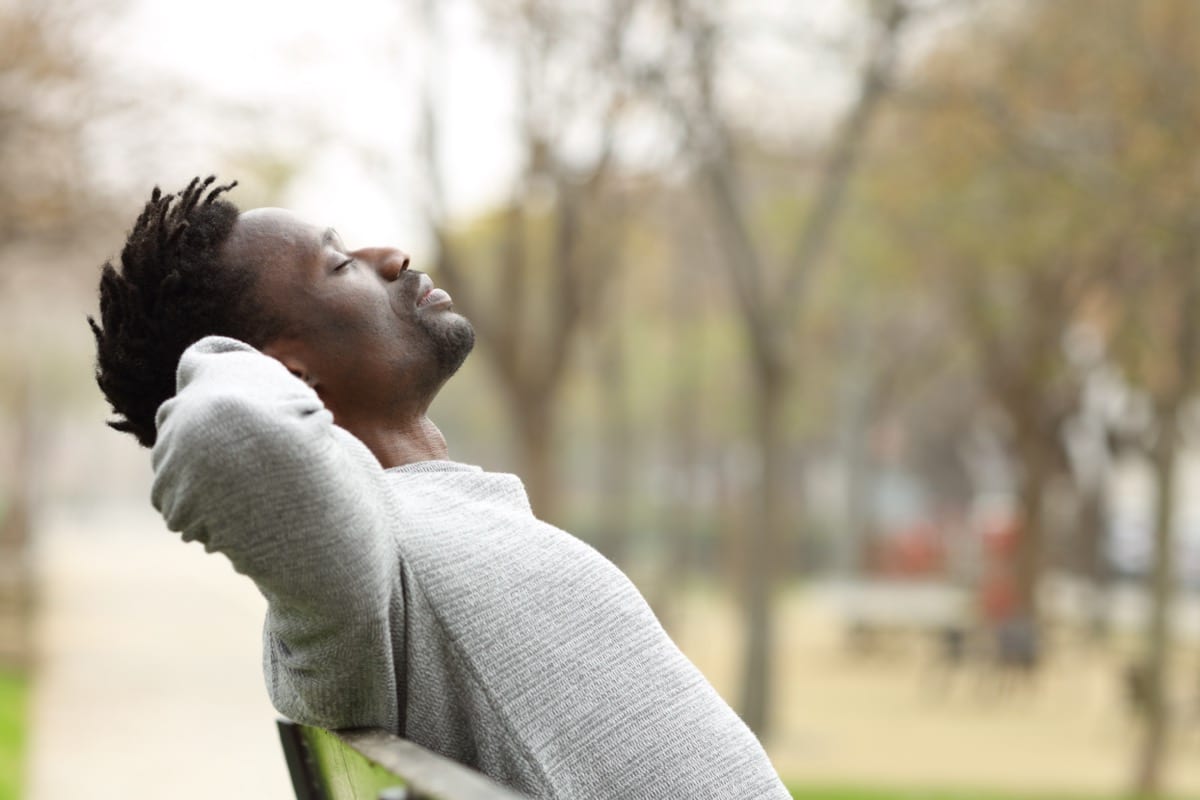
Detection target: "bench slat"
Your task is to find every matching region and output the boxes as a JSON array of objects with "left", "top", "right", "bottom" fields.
[{"left": 278, "top": 719, "right": 529, "bottom": 800}]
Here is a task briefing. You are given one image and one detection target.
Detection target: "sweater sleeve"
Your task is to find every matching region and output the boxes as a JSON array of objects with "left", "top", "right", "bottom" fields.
[{"left": 150, "top": 335, "right": 401, "bottom": 731}]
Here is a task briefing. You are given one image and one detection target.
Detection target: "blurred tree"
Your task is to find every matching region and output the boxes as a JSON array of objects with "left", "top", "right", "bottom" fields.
[
  {"left": 651, "top": 0, "right": 913, "bottom": 735},
  {"left": 417, "top": 0, "right": 636, "bottom": 524},
  {"left": 872, "top": 0, "right": 1137, "bottom": 650},
  {"left": 0, "top": 0, "right": 112, "bottom": 243},
  {"left": 1091, "top": 2, "right": 1200, "bottom": 792},
  {"left": 879, "top": 0, "right": 1200, "bottom": 792},
  {"left": 1119, "top": 228, "right": 1199, "bottom": 798},
  {"left": 649, "top": 185, "right": 722, "bottom": 621},
  {"left": 593, "top": 221, "right": 635, "bottom": 565},
  {"left": 0, "top": 0, "right": 115, "bottom": 669}
]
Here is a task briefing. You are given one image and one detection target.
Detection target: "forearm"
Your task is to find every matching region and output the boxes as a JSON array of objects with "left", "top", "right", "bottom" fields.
[{"left": 151, "top": 335, "right": 394, "bottom": 615}]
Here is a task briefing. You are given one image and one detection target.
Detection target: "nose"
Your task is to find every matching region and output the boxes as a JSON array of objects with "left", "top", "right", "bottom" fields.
[{"left": 361, "top": 247, "right": 410, "bottom": 281}]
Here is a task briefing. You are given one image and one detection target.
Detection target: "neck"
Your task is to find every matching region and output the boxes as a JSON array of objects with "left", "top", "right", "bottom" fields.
[{"left": 344, "top": 414, "right": 450, "bottom": 469}]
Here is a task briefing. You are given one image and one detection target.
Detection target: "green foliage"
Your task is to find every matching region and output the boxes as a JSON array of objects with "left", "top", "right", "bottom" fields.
[{"left": 0, "top": 671, "right": 27, "bottom": 800}]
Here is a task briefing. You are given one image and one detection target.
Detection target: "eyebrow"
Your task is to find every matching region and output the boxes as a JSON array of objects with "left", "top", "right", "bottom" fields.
[{"left": 321, "top": 227, "right": 339, "bottom": 247}]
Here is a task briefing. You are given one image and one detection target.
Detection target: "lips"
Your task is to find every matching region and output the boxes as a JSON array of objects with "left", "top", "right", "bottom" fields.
[{"left": 415, "top": 273, "right": 452, "bottom": 309}]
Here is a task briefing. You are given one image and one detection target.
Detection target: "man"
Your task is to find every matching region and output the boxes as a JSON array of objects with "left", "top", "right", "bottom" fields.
[{"left": 90, "top": 176, "right": 790, "bottom": 799}]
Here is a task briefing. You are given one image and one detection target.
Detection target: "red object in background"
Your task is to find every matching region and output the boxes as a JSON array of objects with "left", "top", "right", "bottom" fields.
[
  {"left": 982, "top": 517, "right": 1020, "bottom": 559},
  {"left": 980, "top": 567, "right": 1018, "bottom": 623},
  {"left": 871, "top": 520, "right": 946, "bottom": 577},
  {"left": 979, "top": 515, "right": 1021, "bottom": 623}
]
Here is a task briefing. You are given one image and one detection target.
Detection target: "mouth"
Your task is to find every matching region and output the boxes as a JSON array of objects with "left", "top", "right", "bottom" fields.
[{"left": 415, "top": 273, "right": 453, "bottom": 309}]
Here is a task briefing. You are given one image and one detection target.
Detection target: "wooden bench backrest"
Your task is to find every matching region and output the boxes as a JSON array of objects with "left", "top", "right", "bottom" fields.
[{"left": 277, "top": 719, "right": 529, "bottom": 800}]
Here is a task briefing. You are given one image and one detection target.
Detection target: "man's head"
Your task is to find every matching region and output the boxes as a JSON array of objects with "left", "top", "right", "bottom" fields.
[{"left": 90, "top": 177, "right": 474, "bottom": 447}]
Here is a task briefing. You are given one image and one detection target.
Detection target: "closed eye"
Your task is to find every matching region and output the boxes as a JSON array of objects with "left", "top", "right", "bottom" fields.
[{"left": 332, "top": 258, "right": 354, "bottom": 273}]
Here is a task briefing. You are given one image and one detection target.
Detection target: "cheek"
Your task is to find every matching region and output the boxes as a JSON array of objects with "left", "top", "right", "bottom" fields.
[
  {"left": 319, "top": 290, "right": 392, "bottom": 336},
  {"left": 326, "top": 303, "right": 422, "bottom": 365}
]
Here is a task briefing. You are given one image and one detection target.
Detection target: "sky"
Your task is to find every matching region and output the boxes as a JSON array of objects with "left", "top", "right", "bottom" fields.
[{"left": 90, "top": 0, "right": 520, "bottom": 254}]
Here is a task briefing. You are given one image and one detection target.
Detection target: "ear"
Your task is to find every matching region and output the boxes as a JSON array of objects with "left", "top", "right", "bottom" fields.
[{"left": 262, "top": 337, "right": 317, "bottom": 388}]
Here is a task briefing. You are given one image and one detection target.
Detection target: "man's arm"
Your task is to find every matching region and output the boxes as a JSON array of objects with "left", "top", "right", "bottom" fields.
[{"left": 151, "top": 336, "right": 401, "bottom": 731}]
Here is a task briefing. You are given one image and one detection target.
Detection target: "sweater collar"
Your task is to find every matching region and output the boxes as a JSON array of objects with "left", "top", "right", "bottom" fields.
[{"left": 385, "top": 460, "right": 483, "bottom": 475}]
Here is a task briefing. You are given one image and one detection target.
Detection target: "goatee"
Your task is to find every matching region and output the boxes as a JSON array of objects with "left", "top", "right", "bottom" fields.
[{"left": 430, "top": 313, "right": 475, "bottom": 378}]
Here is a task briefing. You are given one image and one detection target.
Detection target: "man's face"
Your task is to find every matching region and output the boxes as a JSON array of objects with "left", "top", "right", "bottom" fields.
[{"left": 221, "top": 208, "right": 474, "bottom": 421}]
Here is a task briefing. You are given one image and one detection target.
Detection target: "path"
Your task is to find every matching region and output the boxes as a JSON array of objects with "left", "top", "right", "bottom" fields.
[
  {"left": 26, "top": 503, "right": 293, "bottom": 800},
  {"left": 673, "top": 585, "right": 1200, "bottom": 797}
]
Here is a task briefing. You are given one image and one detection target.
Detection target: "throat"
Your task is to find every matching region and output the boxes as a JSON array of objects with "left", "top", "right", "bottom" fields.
[{"left": 345, "top": 416, "right": 450, "bottom": 469}]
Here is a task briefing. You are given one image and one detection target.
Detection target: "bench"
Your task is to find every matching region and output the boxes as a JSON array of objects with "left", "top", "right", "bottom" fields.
[{"left": 277, "top": 719, "right": 529, "bottom": 800}]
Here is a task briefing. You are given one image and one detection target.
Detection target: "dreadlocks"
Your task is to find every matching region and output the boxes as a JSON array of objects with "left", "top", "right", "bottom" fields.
[{"left": 89, "top": 176, "right": 278, "bottom": 447}]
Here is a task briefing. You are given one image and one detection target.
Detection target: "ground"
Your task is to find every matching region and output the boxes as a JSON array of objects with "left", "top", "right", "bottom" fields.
[{"left": 672, "top": 584, "right": 1200, "bottom": 798}]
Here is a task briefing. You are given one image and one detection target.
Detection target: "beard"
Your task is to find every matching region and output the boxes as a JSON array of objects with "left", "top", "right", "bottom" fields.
[{"left": 423, "top": 310, "right": 475, "bottom": 380}]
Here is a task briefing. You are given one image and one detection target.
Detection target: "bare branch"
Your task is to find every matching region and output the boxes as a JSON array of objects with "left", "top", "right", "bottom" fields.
[
  {"left": 778, "top": 0, "right": 910, "bottom": 324},
  {"left": 672, "top": 4, "right": 775, "bottom": 362}
]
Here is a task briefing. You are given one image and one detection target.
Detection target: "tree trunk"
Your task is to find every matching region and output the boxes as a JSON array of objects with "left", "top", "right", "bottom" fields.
[
  {"left": 515, "top": 395, "right": 559, "bottom": 525},
  {"left": 0, "top": 369, "right": 35, "bottom": 670},
  {"left": 652, "top": 331, "right": 705, "bottom": 631},
  {"left": 0, "top": 426, "right": 31, "bottom": 553},
  {"left": 1077, "top": 482, "right": 1111, "bottom": 643},
  {"left": 1012, "top": 421, "right": 1049, "bottom": 631},
  {"left": 653, "top": 419, "right": 699, "bottom": 632},
  {"left": 653, "top": 248, "right": 709, "bottom": 627},
  {"left": 836, "top": 317, "right": 877, "bottom": 578},
  {"left": 1133, "top": 413, "right": 1178, "bottom": 797},
  {"left": 597, "top": 324, "right": 633, "bottom": 567},
  {"left": 739, "top": 364, "right": 789, "bottom": 736}
]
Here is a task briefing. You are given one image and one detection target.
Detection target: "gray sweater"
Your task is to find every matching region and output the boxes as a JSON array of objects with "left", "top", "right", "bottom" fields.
[{"left": 151, "top": 336, "right": 790, "bottom": 799}]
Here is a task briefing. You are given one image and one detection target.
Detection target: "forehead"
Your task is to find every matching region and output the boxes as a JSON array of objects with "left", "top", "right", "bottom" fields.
[
  {"left": 219, "top": 209, "right": 338, "bottom": 320},
  {"left": 224, "top": 207, "right": 330, "bottom": 265}
]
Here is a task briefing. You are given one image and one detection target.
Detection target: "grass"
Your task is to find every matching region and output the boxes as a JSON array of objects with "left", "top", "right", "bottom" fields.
[
  {"left": 787, "top": 785, "right": 1199, "bottom": 800},
  {"left": 0, "top": 670, "right": 26, "bottom": 800}
]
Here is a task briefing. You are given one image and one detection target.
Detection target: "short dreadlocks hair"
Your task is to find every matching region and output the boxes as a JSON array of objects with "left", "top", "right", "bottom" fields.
[{"left": 89, "top": 176, "right": 281, "bottom": 448}]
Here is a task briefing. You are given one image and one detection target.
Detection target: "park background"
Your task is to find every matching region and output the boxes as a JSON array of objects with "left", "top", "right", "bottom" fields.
[{"left": 2, "top": 0, "right": 1200, "bottom": 797}]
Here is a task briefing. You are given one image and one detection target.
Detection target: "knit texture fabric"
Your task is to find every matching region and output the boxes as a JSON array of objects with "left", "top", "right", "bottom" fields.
[{"left": 151, "top": 336, "right": 790, "bottom": 799}]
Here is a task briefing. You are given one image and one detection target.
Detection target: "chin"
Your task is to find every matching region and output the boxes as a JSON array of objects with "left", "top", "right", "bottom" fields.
[{"left": 431, "top": 312, "right": 476, "bottom": 378}]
